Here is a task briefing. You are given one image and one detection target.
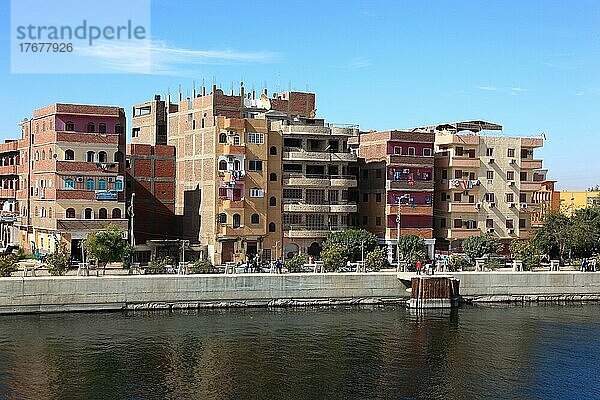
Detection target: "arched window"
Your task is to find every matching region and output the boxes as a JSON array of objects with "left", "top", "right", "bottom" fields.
[
  {"left": 270, "top": 172, "right": 277, "bottom": 182},
  {"left": 219, "top": 133, "right": 227, "bottom": 143},
  {"left": 269, "top": 196, "right": 277, "bottom": 206},
  {"left": 35, "top": 123, "right": 39, "bottom": 134},
  {"left": 66, "top": 208, "right": 76, "bottom": 218},
  {"left": 65, "top": 149, "right": 74, "bottom": 160},
  {"left": 84, "top": 208, "right": 93, "bottom": 219},
  {"left": 34, "top": 207, "right": 38, "bottom": 217},
  {"left": 270, "top": 146, "right": 277, "bottom": 155},
  {"left": 112, "top": 208, "right": 122, "bottom": 218},
  {"left": 233, "top": 213, "right": 241, "bottom": 228},
  {"left": 85, "top": 179, "right": 95, "bottom": 191},
  {"left": 234, "top": 160, "right": 241, "bottom": 170},
  {"left": 115, "top": 124, "right": 122, "bottom": 134},
  {"left": 251, "top": 213, "right": 259, "bottom": 224},
  {"left": 98, "top": 208, "right": 107, "bottom": 219},
  {"left": 48, "top": 208, "right": 52, "bottom": 218},
  {"left": 48, "top": 148, "right": 53, "bottom": 159},
  {"left": 64, "top": 178, "right": 74, "bottom": 189},
  {"left": 217, "top": 213, "right": 227, "bottom": 224},
  {"left": 218, "top": 160, "right": 228, "bottom": 171},
  {"left": 114, "top": 151, "right": 123, "bottom": 162},
  {"left": 98, "top": 151, "right": 107, "bottom": 162},
  {"left": 87, "top": 122, "right": 95, "bottom": 133},
  {"left": 99, "top": 123, "right": 106, "bottom": 134},
  {"left": 114, "top": 179, "right": 123, "bottom": 191},
  {"left": 42, "top": 121, "right": 46, "bottom": 131},
  {"left": 65, "top": 121, "right": 74, "bottom": 131},
  {"left": 86, "top": 151, "right": 95, "bottom": 162},
  {"left": 98, "top": 179, "right": 106, "bottom": 190},
  {"left": 269, "top": 222, "right": 276, "bottom": 232},
  {"left": 40, "top": 207, "right": 46, "bottom": 217},
  {"left": 41, "top": 150, "right": 45, "bottom": 160},
  {"left": 34, "top": 151, "right": 39, "bottom": 161}
]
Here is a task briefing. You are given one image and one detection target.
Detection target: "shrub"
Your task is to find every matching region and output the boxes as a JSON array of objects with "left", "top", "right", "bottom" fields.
[
  {"left": 285, "top": 254, "right": 308, "bottom": 273},
  {"left": 365, "top": 247, "right": 388, "bottom": 271},
  {"left": 148, "top": 256, "right": 172, "bottom": 274},
  {"left": 45, "top": 246, "right": 70, "bottom": 276},
  {"left": 321, "top": 243, "right": 347, "bottom": 272},
  {"left": 0, "top": 254, "right": 18, "bottom": 277},
  {"left": 190, "top": 259, "right": 214, "bottom": 274}
]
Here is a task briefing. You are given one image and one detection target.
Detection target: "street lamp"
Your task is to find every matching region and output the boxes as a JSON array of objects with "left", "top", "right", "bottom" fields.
[{"left": 396, "top": 194, "right": 411, "bottom": 272}]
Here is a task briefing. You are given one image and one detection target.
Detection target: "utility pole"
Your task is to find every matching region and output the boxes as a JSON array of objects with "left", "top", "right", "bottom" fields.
[
  {"left": 396, "top": 194, "right": 410, "bottom": 272},
  {"left": 361, "top": 239, "right": 365, "bottom": 272}
]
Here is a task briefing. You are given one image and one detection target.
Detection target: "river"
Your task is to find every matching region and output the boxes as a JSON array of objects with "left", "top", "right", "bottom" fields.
[{"left": 0, "top": 304, "right": 599, "bottom": 399}]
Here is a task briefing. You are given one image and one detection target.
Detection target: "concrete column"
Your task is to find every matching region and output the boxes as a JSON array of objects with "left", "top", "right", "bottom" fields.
[{"left": 387, "top": 243, "right": 394, "bottom": 263}]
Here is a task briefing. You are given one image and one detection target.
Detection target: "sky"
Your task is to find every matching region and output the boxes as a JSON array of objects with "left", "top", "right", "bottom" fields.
[{"left": 1, "top": 0, "right": 599, "bottom": 190}]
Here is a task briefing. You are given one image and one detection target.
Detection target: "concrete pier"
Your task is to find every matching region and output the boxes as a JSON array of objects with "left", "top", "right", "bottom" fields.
[{"left": 408, "top": 276, "right": 460, "bottom": 309}]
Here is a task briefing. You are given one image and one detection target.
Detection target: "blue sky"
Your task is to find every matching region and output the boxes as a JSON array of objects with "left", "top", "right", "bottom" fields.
[{"left": 1, "top": 0, "right": 599, "bottom": 190}]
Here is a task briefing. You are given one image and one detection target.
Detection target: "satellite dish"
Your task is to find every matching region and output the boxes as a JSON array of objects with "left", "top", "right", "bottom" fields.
[{"left": 260, "top": 93, "right": 272, "bottom": 110}]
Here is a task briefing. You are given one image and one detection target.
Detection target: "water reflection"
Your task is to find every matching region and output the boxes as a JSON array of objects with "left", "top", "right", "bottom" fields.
[{"left": 0, "top": 304, "right": 599, "bottom": 400}]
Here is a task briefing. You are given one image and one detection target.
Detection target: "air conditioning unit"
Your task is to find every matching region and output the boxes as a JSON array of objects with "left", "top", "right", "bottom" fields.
[
  {"left": 475, "top": 203, "right": 482, "bottom": 209},
  {"left": 488, "top": 158, "right": 495, "bottom": 164},
  {"left": 510, "top": 159, "right": 516, "bottom": 164},
  {"left": 489, "top": 202, "right": 496, "bottom": 208},
  {"left": 510, "top": 203, "right": 516, "bottom": 208},
  {"left": 509, "top": 181, "right": 515, "bottom": 186},
  {"left": 463, "top": 190, "right": 469, "bottom": 195},
  {"left": 76, "top": 177, "right": 84, "bottom": 182},
  {"left": 508, "top": 229, "right": 515, "bottom": 234},
  {"left": 402, "top": 169, "right": 410, "bottom": 174},
  {"left": 108, "top": 177, "right": 115, "bottom": 183},
  {"left": 487, "top": 179, "right": 493, "bottom": 184},
  {"left": 487, "top": 228, "right": 495, "bottom": 233},
  {"left": 520, "top": 203, "right": 528, "bottom": 209}
]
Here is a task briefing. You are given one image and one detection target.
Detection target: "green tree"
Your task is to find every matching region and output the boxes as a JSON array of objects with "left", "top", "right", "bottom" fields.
[
  {"left": 397, "top": 234, "right": 426, "bottom": 263},
  {"left": 45, "top": 245, "right": 71, "bottom": 276},
  {"left": 190, "top": 259, "right": 214, "bottom": 274},
  {"left": 322, "top": 229, "right": 378, "bottom": 261},
  {"left": 82, "top": 224, "right": 130, "bottom": 267},
  {"left": 364, "top": 247, "right": 388, "bottom": 271},
  {"left": 285, "top": 253, "right": 308, "bottom": 273},
  {"left": 148, "top": 256, "right": 172, "bottom": 274},
  {"left": 321, "top": 243, "right": 347, "bottom": 272},
  {"left": 0, "top": 254, "right": 18, "bottom": 277},
  {"left": 462, "top": 234, "right": 503, "bottom": 260},
  {"left": 509, "top": 239, "right": 541, "bottom": 271},
  {"left": 534, "top": 210, "right": 575, "bottom": 262}
]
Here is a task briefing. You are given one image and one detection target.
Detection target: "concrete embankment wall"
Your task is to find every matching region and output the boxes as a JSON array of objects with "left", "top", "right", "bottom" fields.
[
  {"left": 0, "top": 273, "right": 408, "bottom": 314},
  {"left": 2, "top": 271, "right": 600, "bottom": 314}
]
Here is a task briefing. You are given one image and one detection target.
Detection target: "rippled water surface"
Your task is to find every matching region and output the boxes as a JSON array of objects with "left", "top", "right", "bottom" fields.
[{"left": 0, "top": 304, "right": 599, "bottom": 399}]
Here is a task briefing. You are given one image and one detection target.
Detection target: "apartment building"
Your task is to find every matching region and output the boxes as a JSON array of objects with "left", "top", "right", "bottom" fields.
[
  {"left": 15, "top": 103, "right": 127, "bottom": 259},
  {"left": 531, "top": 180, "right": 560, "bottom": 226},
  {"left": 559, "top": 190, "right": 600, "bottom": 216},
  {"left": 0, "top": 140, "right": 20, "bottom": 247},
  {"left": 432, "top": 121, "right": 545, "bottom": 250},
  {"left": 274, "top": 118, "right": 359, "bottom": 259},
  {"left": 352, "top": 130, "right": 436, "bottom": 261}
]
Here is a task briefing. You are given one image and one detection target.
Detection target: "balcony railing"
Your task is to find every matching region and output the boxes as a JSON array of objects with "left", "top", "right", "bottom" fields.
[
  {"left": 282, "top": 173, "right": 357, "bottom": 187},
  {"left": 387, "top": 180, "right": 433, "bottom": 191}
]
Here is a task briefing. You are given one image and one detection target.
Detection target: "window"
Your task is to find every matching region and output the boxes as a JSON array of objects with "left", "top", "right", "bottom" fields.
[
  {"left": 485, "top": 193, "right": 495, "bottom": 203},
  {"left": 34, "top": 151, "right": 39, "bottom": 161},
  {"left": 217, "top": 213, "right": 227, "bottom": 224},
  {"left": 64, "top": 178, "right": 74, "bottom": 189},
  {"left": 86, "top": 151, "right": 95, "bottom": 162},
  {"left": 486, "top": 219, "right": 494, "bottom": 228},
  {"left": 98, "top": 151, "right": 107, "bottom": 162},
  {"left": 487, "top": 170, "right": 494, "bottom": 180},
  {"left": 269, "top": 222, "right": 276, "bottom": 232},
  {"left": 84, "top": 208, "right": 93, "bottom": 219},
  {"left": 66, "top": 208, "right": 75, "bottom": 218},
  {"left": 440, "top": 218, "right": 446, "bottom": 228},
  {"left": 233, "top": 135, "right": 240, "bottom": 145},
  {"left": 270, "top": 146, "right": 277, "bottom": 155},
  {"left": 112, "top": 208, "right": 122, "bottom": 218},
  {"left": 521, "top": 149, "right": 529, "bottom": 158},
  {"left": 49, "top": 148, "right": 53, "bottom": 159},
  {"left": 219, "top": 133, "right": 227, "bottom": 143},
  {"left": 376, "top": 216, "right": 381, "bottom": 226},
  {"left": 283, "top": 189, "right": 302, "bottom": 199},
  {"left": 66, "top": 121, "right": 74, "bottom": 131},
  {"left": 41, "top": 150, "right": 45, "bottom": 160},
  {"left": 98, "top": 179, "right": 107, "bottom": 190},
  {"left": 114, "top": 179, "right": 123, "bottom": 191},
  {"left": 218, "top": 160, "right": 228, "bottom": 171},
  {"left": 423, "top": 148, "right": 432, "bottom": 156},
  {"left": 98, "top": 208, "right": 107, "bottom": 219},
  {"left": 519, "top": 218, "right": 526, "bottom": 229},
  {"left": 455, "top": 170, "right": 463, "bottom": 179},
  {"left": 507, "top": 171, "right": 515, "bottom": 180},
  {"left": 506, "top": 219, "right": 514, "bottom": 229},
  {"left": 233, "top": 214, "right": 241, "bottom": 228},
  {"left": 520, "top": 193, "right": 527, "bottom": 203},
  {"left": 269, "top": 196, "right": 277, "bottom": 206},
  {"left": 486, "top": 148, "right": 494, "bottom": 156},
  {"left": 507, "top": 148, "right": 515, "bottom": 158},
  {"left": 87, "top": 122, "right": 95, "bottom": 133},
  {"left": 248, "top": 160, "right": 263, "bottom": 171},
  {"left": 269, "top": 172, "right": 277, "bottom": 182},
  {"left": 363, "top": 193, "right": 369, "bottom": 202},
  {"left": 441, "top": 169, "right": 448, "bottom": 180},
  {"left": 249, "top": 188, "right": 264, "bottom": 197},
  {"left": 394, "top": 146, "right": 402, "bottom": 155},
  {"left": 506, "top": 193, "right": 514, "bottom": 203},
  {"left": 408, "top": 147, "right": 415, "bottom": 156},
  {"left": 375, "top": 169, "right": 382, "bottom": 178},
  {"left": 453, "top": 219, "right": 462, "bottom": 229},
  {"left": 454, "top": 192, "right": 462, "bottom": 202},
  {"left": 247, "top": 132, "right": 264, "bottom": 144},
  {"left": 114, "top": 151, "right": 123, "bottom": 162},
  {"left": 520, "top": 171, "right": 527, "bottom": 181},
  {"left": 132, "top": 127, "right": 140, "bottom": 138},
  {"left": 115, "top": 124, "right": 123, "bottom": 134},
  {"left": 251, "top": 213, "right": 260, "bottom": 224},
  {"left": 86, "top": 179, "right": 95, "bottom": 191},
  {"left": 376, "top": 193, "right": 382, "bottom": 202},
  {"left": 99, "top": 123, "right": 106, "bottom": 134}
]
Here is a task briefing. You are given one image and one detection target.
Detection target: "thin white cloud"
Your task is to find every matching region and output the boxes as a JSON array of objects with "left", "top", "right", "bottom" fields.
[
  {"left": 510, "top": 87, "right": 524, "bottom": 92},
  {"left": 476, "top": 86, "right": 526, "bottom": 95},
  {"left": 476, "top": 86, "right": 500, "bottom": 91},
  {"left": 77, "top": 39, "right": 278, "bottom": 75},
  {"left": 575, "top": 91, "right": 585, "bottom": 96},
  {"left": 348, "top": 57, "right": 371, "bottom": 69}
]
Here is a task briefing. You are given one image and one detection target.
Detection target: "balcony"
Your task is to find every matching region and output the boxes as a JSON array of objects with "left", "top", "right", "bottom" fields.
[
  {"left": 451, "top": 157, "right": 480, "bottom": 168},
  {"left": 0, "top": 165, "right": 18, "bottom": 175},
  {"left": 435, "top": 202, "right": 480, "bottom": 213},
  {"left": 435, "top": 228, "right": 481, "bottom": 240},
  {"left": 56, "top": 218, "right": 128, "bottom": 231},
  {"left": 386, "top": 228, "right": 433, "bottom": 240},
  {"left": 387, "top": 180, "right": 433, "bottom": 191},
  {"left": 520, "top": 159, "right": 543, "bottom": 169},
  {"left": 436, "top": 134, "right": 480, "bottom": 146},
  {"left": 386, "top": 204, "right": 433, "bottom": 216},
  {"left": 520, "top": 181, "right": 542, "bottom": 192},
  {"left": 222, "top": 144, "right": 246, "bottom": 155},
  {"left": 282, "top": 202, "right": 357, "bottom": 213},
  {"left": 0, "top": 188, "right": 16, "bottom": 198},
  {"left": 388, "top": 155, "right": 434, "bottom": 166},
  {"left": 282, "top": 174, "right": 357, "bottom": 187},
  {"left": 282, "top": 150, "right": 356, "bottom": 162},
  {"left": 56, "top": 161, "right": 119, "bottom": 174},
  {"left": 221, "top": 199, "right": 245, "bottom": 209},
  {"left": 217, "top": 224, "right": 265, "bottom": 238},
  {"left": 283, "top": 225, "right": 349, "bottom": 239},
  {"left": 437, "top": 179, "right": 481, "bottom": 191},
  {"left": 521, "top": 137, "right": 543, "bottom": 148}
]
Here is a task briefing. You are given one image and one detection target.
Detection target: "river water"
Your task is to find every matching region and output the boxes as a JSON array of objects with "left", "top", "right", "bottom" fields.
[{"left": 0, "top": 304, "right": 599, "bottom": 400}]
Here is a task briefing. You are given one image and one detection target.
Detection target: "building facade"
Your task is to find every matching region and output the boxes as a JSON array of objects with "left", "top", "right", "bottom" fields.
[
  {"left": 353, "top": 130, "right": 436, "bottom": 260},
  {"left": 558, "top": 190, "right": 600, "bottom": 216},
  {"left": 15, "top": 104, "right": 127, "bottom": 259},
  {"left": 432, "top": 121, "right": 545, "bottom": 250},
  {"left": 0, "top": 140, "right": 20, "bottom": 248},
  {"left": 531, "top": 180, "right": 560, "bottom": 226}
]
